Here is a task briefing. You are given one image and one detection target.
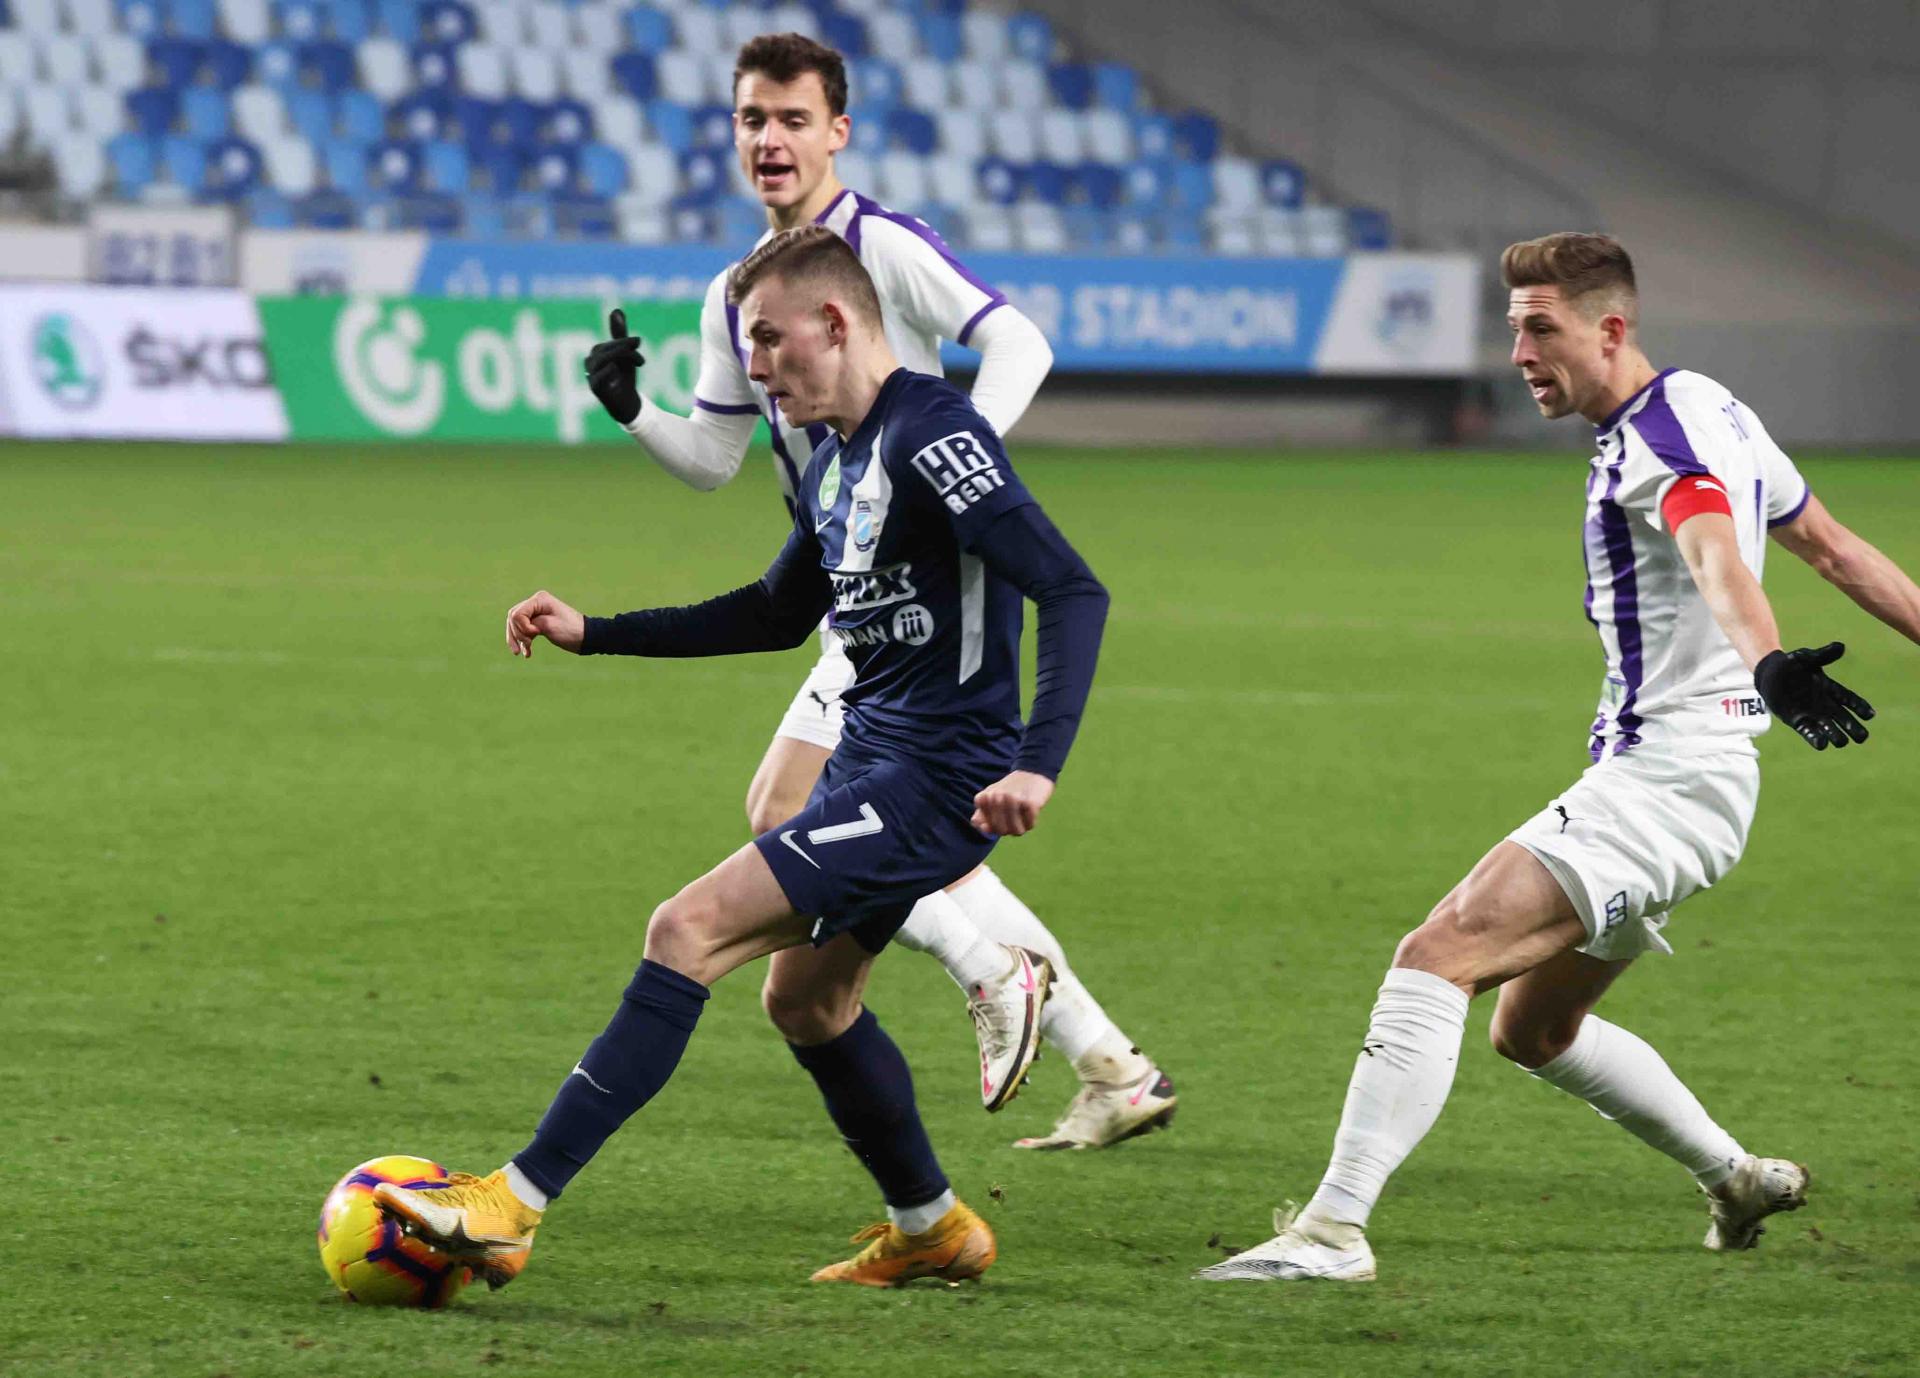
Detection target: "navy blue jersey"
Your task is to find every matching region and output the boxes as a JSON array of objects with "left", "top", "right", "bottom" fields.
[{"left": 790, "top": 369, "right": 1034, "bottom": 778}]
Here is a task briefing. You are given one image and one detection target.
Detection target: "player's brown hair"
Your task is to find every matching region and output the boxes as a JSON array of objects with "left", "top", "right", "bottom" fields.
[
  {"left": 733, "top": 33, "right": 849, "bottom": 116},
  {"left": 727, "top": 224, "right": 883, "bottom": 327},
  {"left": 1501, "top": 232, "right": 1638, "bottom": 326}
]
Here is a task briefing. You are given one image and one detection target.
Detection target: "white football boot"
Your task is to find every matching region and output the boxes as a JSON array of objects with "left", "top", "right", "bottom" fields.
[
  {"left": 968, "top": 947, "right": 1053, "bottom": 1112},
  {"left": 1704, "top": 1156, "right": 1809, "bottom": 1251},
  {"left": 1012, "top": 1065, "right": 1178, "bottom": 1150},
  {"left": 1193, "top": 1203, "right": 1376, "bottom": 1282}
]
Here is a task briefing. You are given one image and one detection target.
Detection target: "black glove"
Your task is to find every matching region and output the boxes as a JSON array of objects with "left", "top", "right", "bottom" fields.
[
  {"left": 585, "top": 307, "right": 644, "bottom": 425},
  {"left": 1753, "top": 641, "right": 1874, "bottom": 750}
]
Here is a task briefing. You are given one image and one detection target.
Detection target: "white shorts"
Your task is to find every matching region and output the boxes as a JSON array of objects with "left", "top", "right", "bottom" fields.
[
  {"left": 1507, "top": 748, "right": 1760, "bottom": 962},
  {"left": 774, "top": 634, "right": 854, "bottom": 751}
]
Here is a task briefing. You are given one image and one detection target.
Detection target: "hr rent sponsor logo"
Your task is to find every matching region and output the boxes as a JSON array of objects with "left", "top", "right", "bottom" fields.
[{"left": 912, "top": 432, "right": 1004, "bottom": 514}]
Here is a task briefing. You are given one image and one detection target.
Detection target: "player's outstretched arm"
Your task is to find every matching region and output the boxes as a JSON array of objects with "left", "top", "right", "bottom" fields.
[
  {"left": 1772, "top": 493, "right": 1920, "bottom": 646},
  {"left": 585, "top": 306, "right": 758, "bottom": 491},
  {"left": 963, "top": 305, "right": 1054, "bottom": 438},
  {"left": 966, "top": 504, "right": 1109, "bottom": 836},
  {"left": 1675, "top": 510, "right": 1872, "bottom": 750}
]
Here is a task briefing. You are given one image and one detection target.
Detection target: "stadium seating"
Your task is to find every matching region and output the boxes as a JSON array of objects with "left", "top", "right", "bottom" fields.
[{"left": 0, "top": 0, "right": 1381, "bottom": 254}]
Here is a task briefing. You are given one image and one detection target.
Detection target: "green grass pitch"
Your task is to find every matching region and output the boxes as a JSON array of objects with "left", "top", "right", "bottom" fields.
[{"left": 4, "top": 440, "right": 1916, "bottom": 1378}]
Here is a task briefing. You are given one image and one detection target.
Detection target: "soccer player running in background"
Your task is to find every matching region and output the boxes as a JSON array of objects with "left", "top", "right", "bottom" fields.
[
  {"left": 1200, "top": 233, "right": 1920, "bottom": 1282},
  {"left": 582, "top": 32, "right": 1174, "bottom": 1149},
  {"left": 378, "top": 227, "right": 1110, "bottom": 1289}
]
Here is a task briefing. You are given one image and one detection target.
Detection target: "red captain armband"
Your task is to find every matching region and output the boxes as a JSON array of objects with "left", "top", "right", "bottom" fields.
[{"left": 1661, "top": 474, "right": 1735, "bottom": 531}]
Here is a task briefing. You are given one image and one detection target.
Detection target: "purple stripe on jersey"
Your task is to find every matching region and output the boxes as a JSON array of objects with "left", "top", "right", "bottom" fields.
[
  {"left": 1768, "top": 484, "right": 1812, "bottom": 528},
  {"left": 812, "top": 188, "right": 853, "bottom": 227},
  {"left": 695, "top": 397, "right": 761, "bottom": 415},
  {"left": 848, "top": 192, "right": 1006, "bottom": 307},
  {"left": 1596, "top": 366, "right": 1677, "bottom": 435},
  {"left": 1593, "top": 465, "right": 1645, "bottom": 761},
  {"left": 1627, "top": 373, "right": 1710, "bottom": 478},
  {"left": 767, "top": 421, "right": 803, "bottom": 498},
  {"left": 724, "top": 298, "right": 747, "bottom": 369},
  {"left": 957, "top": 298, "right": 1006, "bottom": 347}
]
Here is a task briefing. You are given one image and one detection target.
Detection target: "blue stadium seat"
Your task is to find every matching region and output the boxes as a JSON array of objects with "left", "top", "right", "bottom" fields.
[
  {"left": 475, "top": 144, "right": 523, "bottom": 193},
  {"left": 115, "top": 0, "right": 163, "bottom": 38},
  {"left": 691, "top": 103, "right": 733, "bottom": 150},
  {"left": 420, "top": 0, "right": 474, "bottom": 44},
  {"left": 854, "top": 59, "right": 901, "bottom": 109},
  {"left": 460, "top": 194, "right": 503, "bottom": 237},
  {"left": 107, "top": 131, "right": 158, "bottom": 191},
  {"left": 377, "top": 0, "right": 420, "bottom": 42},
  {"left": 170, "top": 0, "right": 216, "bottom": 38},
  {"left": 915, "top": 13, "right": 961, "bottom": 61},
  {"left": 1154, "top": 212, "right": 1206, "bottom": 251},
  {"left": 1347, "top": 206, "right": 1390, "bottom": 250},
  {"left": 410, "top": 41, "right": 457, "bottom": 89},
  {"left": 624, "top": 4, "right": 672, "bottom": 52},
  {"left": 494, "top": 97, "right": 541, "bottom": 149},
  {"left": 529, "top": 145, "right": 577, "bottom": 191},
  {"left": 546, "top": 98, "right": 593, "bottom": 145},
  {"left": 1007, "top": 13, "right": 1052, "bottom": 62},
  {"left": 1072, "top": 162, "right": 1123, "bottom": 209},
  {"left": 611, "top": 52, "right": 657, "bottom": 103},
  {"left": 1171, "top": 110, "right": 1218, "bottom": 163},
  {"left": 1171, "top": 160, "right": 1212, "bottom": 210},
  {"left": 676, "top": 148, "right": 726, "bottom": 204},
  {"left": 286, "top": 89, "right": 333, "bottom": 142},
  {"left": 886, "top": 108, "right": 936, "bottom": 156},
  {"left": 295, "top": 189, "right": 357, "bottom": 227},
  {"left": 668, "top": 201, "right": 715, "bottom": 244},
  {"left": 253, "top": 41, "right": 302, "bottom": 93},
  {"left": 246, "top": 187, "right": 295, "bottom": 227},
  {"left": 368, "top": 139, "right": 422, "bottom": 191},
  {"left": 337, "top": 89, "right": 385, "bottom": 142},
  {"left": 1260, "top": 159, "right": 1304, "bottom": 208},
  {"left": 397, "top": 192, "right": 461, "bottom": 231},
  {"left": 447, "top": 94, "right": 494, "bottom": 146},
  {"left": 281, "top": 0, "right": 326, "bottom": 40},
  {"left": 1131, "top": 112, "right": 1173, "bottom": 160},
  {"left": 905, "top": 0, "right": 965, "bottom": 15},
  {"left": 391, "top": 89, "right": 448, "bottom": 140},
  {"left": 578, "top": 141, "right": 625, "bottom": 196},
  {"left": 125, "top": 87, "right": 180, "bottom": 136},
  {"left": 552, "top": 192, "right": 615, "bottom": 239},
  {"left": 848, "top": 116, "right": 888, "bottom": 156},
  {"left": 820, "top": 12, "right": 868, "bottom": 60},
  {"left": 1061, "top": 206, "right": 1110, "bottom": 250},
  {"left": 1092, "top": 62, "right": 1139, "bottom": 112},
  {"left": 421, "top": 137, "right": 468, "bottom": 191},
  {"left": 203, "top": 136, "right": 264, "bottom": 199},
  {"left": 206, "top": 40, "right": 250, "bottom": 89},
  {"left": 1023, "top": 160, "right": 1071, "bottom": 205},
  {"left": 147, "top": 37, "right": 204, "bottom": 88},
  {"left": 1046, "top": 62, "right": 1093, "bottom": 111},
  {"left": 181, "top": 87, "right": 230, "bottom": 139},
  {"left": 329, "top": 0, "right": 375, "bottom": 42},
  {"left": 159, "top": 134, "right": 206, "bottom": 188},
  {"left": 716, "top": 197, "right": 763, "bottom": 244},
  {"left": 974, "top": 156, "right": 1021, "bottom": 206},
  {"left": 302, "top": 40, "right": 357, "bottom": 93},
  {"left": 322, "top": 137, "right": 369, "bottom": 192},
  {"left": 646, "top": 99, "right": 693, "bottom": 154},
  {"left": 1121, "top": 159, "right": 1164, "bottom": 208}
]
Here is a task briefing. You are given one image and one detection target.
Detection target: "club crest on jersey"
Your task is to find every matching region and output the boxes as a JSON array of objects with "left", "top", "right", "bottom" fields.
[
  {"left": 852, "top": 499, "right": 876, "bottom": 552},
  {"left": 831, "top": 561, "right": 917, "bottom": 612},
  {"left": 818, "top": 455, "right": 841, "bottom": 511},
  {"left": 911, "top": 431, "right": 1005, "bottom": 514}
]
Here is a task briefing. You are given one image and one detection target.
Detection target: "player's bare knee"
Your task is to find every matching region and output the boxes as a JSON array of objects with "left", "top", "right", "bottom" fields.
[
  {"left": 644, "top": 893, "right": 719, "bottom": 971},
  {"left": 1488, "top": 1009, "right": 1576, "bottom": 1069},
  {"left": 1393, "top": 890, "right": 1502, "bottom": 982},
  {"left": 761, "top": 977, "right": 857, "bottom": 1045},
  {"left": 744, "top": 783, "right": 803, "bottom": 836}
]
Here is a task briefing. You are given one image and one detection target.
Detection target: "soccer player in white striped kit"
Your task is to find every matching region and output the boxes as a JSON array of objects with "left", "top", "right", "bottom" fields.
[
  {"left": 584, "top": 34, "right": 1174, "bottom": 1148},
  {"left": 1202, "top": 233, "right": 1920, "bottom": 1281}
]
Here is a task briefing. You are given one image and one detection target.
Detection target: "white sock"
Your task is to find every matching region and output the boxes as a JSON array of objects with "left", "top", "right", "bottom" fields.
[
  {"left": 948, "top": 867, "right": 1147, "bottom": 1081},
  {"left": 893, "top": 890, "right": 1011, "bottom": 992},
  {"left": 1529, "top": 1016, "right": 1745, "bottom": 1189},
  {"left": 1307, "top": 967, "right": 1470, "bottom": 1230},
  {"left": 501, "top": 1160, "right": 549, "bottom": 1212},
  {"left": 889, "top": 1188, "right": 955, "bottom": 1236}
]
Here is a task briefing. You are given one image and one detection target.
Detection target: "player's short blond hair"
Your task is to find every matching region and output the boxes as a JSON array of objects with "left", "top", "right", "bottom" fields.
[
  {"left": 1501, "top": 232, "right": 1638, "bottom": 328},
  {"left": 726, "top": 224, "right": 883, "bottom": 328}
]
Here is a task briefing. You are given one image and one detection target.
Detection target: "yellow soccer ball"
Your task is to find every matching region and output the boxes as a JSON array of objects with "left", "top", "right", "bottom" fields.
[{"left": 317, "top": 1156, "right": 474, "bottom": 1307}]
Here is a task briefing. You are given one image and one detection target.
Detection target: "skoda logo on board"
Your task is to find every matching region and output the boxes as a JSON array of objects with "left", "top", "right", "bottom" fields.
[{"left": 31, "top": 313, "right": 105, "bottom": 411}]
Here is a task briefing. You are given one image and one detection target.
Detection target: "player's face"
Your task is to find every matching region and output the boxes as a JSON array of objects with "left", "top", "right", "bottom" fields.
[
  {"left": 1507, "top": 286, "right": 1609, "bottom": 421},
  {"left": 733, "top": 71, "right": 850, "bottom": 211},
  {"left": 741, "top": 276, "right": 839, "bottom": 426}
]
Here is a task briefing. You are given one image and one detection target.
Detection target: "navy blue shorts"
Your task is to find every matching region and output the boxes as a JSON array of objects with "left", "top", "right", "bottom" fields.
[{"left": 754, "top": 744, "right": 999, "bottom": 952}]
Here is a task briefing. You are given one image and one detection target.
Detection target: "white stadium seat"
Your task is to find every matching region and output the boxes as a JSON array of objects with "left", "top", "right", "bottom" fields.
[
  {"left": 952, "top": 64, "right": 996, "bottom": 110},
  {"left": 1301, "top": 204, "right": 1347, "bottom": 256},
  {"left": 867, "top": 11, "right": 917, "bottom": 64},
  {"left": 510, "top": 48, "right": 561, "bottom": 102},
  {"left": 1256, "top": 208, "right": 1300, "bottom": 256},
  {"left": 766, "top": 4, "right": 817, "bottom": 38},
  {"left": 526, "top": 2, "right": 571, "bottom": 52},
  {"left": 23, "top": 84, "right": 74, "bottom": 143},
  {"left": 217, "top": 0, "right": 271, "bottom": 43},
  {"left": 622, "top": 144, "right": 679, "bottom": 206},
  {"left": 1207, "top": 211, "right": 1259, "bottom": 257},
  {"left": 55, "top": 134, "right": 108, "bottom": 197},
  {"left": 704, "top": 53, "right": 740, "bottom": 104},
  {"left": 474, "top": 2, "right": 522, "bottom": 48},
  {"left": 1015, "top": 204, "right": 1067, "bottom": 253},
  {"left": 877, "top": 150, "right": 930, "bottom": 213},
  {"left": 93, "top": 33, "right": 146, "bottom": 90},
  {"left": 925, "top": 153, "right": 975, "bottom": 203},
  {"left": 722, "top": 8, "right": 766, "bottom": 51},
  {"left": 232, "top": 84, "right": 286, "bottom": 143},
  {"left": 264, "top": 134, "right": 318, "bottom": 195},
  {"left": 456, "top": 44, "right": 510, "bottom": 99},
  {"left": 987, "top": 109, "right": 1038, "bottom": 162},
  {"left": 61, "top": 0, "right": 114, "bottom": 34},
  {"left": 589, "top": 93, "right": 645, "bottom": 150},
  {"left": 561, "top": 49, "right": 612, "bottom": 101},
  {"left": 72, "top": 84, "right": 123, "bottom": 136},
  {"left": 656, "top": 50, "right": 707, "bottom": 106},
  {"left": 11, "top": 0, "right": 63, "bottom": 33},
  {"left": 37, "top": 33, "right": 90, "bottom": 85},
  {"left": 0, "top": 91, "right": 18, "bottom": 147},
  {"left": 999, "top": 60, "right": 1047, "bottom": 112},
  {"left": 0, "top": 34, "right": 40, "bottom": 87},
  {"left": 900, "top": 58, "right": 951, "bottom": 110},
  {"left": 356, "top": 37, "right": 411, "bottom": 101},
  {"left": 570, "top": 4, "right": 620, "bottom": 53},
  {"left": 959, "top": 207, "right": 1015, "bottom": 252},
  {"left": 616, "top": 200, "right": 670, "bottom": 244},
  {"left": 1082, "top": 109, "right": 1133, "bottom": 165},
  {"left": 1212, "top": 155, "right": 1261, "bottom": 212},
  {"left": 1038, "top": 109, "right": 1084, "bottom": 164},
  {"left": 961, "top": 11, "right": 1008, "bottom": 61},
  {"left": 832, "top": 150, "right": 875, "bottom": 196},
  {"left": 672, "top": 7, "right": 722, "bottom": 54},
  {"left": 931, "top": 109, "right": 984, "bottom": 162}
]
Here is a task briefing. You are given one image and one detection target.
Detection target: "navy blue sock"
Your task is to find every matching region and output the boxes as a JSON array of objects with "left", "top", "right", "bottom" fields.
[
  {"left": 789, "top": 1007, "right": 949, "bottom": 1210},
  {"left": 513, "top": 959, "right": 710, "bottom": 1201}
]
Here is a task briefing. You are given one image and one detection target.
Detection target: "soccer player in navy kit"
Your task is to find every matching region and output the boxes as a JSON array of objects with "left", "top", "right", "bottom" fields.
[{"left": 376, "top": 225, "right": 1110, "bottom": 1290}]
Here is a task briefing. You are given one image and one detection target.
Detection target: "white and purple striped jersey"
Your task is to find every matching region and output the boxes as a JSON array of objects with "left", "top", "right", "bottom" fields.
[
  {"left": 1583, "top": 368, "right": 1811, "bottom": 760},
  {"left": 690, "top": 188, "right": 1008, "bottom": 511}
]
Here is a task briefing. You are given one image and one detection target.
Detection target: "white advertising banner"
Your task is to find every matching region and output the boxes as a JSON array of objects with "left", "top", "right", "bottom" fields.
[
  {"left": 239, "top": 229, "right": 428, "bottom": 296},
  {"left": 1312, "top": 254, "right": 1481, "bottom": 376},
  {"left": 0, "top": 285, "right": 289, "bottom": 440}
]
